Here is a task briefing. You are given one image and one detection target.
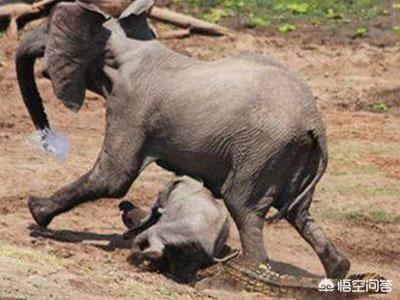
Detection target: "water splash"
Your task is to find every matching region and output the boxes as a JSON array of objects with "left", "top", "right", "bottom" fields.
[{"left": 27, "top": 128, "right": 70, "bottom": 162}]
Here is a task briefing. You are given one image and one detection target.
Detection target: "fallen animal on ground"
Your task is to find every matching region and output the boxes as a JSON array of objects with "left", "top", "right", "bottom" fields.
[
  {"left": 18, "top": 0, "right": 350, "bottom": 282},
  {"left": 121, "top": 176, "right": 238, "bottom": 282}
]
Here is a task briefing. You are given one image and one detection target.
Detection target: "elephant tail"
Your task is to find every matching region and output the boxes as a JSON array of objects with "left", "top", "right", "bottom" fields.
[
  {"left": 15, "top": 23, "right": 50, "bottom": 131},
  {"left": 265, "top": 128, "right": 328, "bottom": 223}
]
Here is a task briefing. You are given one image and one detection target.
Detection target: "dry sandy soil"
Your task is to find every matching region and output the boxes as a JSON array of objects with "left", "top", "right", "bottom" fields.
[{"left": 0, "top": 24, "right": 399, "bottom": 299}]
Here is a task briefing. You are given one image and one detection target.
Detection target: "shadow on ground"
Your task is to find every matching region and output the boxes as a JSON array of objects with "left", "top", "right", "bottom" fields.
[{"left": 28, "top": 224, "right": 132, "bottom": 251}]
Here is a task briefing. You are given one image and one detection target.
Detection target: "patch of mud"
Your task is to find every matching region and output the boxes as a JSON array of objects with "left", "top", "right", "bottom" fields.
[
  {"left": 325, "top": 111, "right": 400, "bottom": 143},
  {"left": 369, "top": 156, "right": 400, "bottom": 180},
  {"left": 335, "top": 220, "right": 400, "bottom": 267},
  {"left": 0, "top": 195, "right": 28, "bottom": 215}
]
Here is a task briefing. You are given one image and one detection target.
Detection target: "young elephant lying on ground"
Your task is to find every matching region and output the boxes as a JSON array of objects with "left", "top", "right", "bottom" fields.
[{"left": 119, "top": 176, "right": 238, "bottom": 282}]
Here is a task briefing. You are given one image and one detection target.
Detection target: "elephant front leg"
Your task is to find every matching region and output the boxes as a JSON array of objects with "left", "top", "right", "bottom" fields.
[
  {"left": 28, "top": 129, "right": 149, "bottom": 227},
  {"left": 28, "top": 157, "right": 136, "bottom": 227}
]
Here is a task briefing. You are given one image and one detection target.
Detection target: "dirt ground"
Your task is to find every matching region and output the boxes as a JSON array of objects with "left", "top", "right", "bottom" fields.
[{"left": 0, "top": 24, "right": 399, "bottom": 299}]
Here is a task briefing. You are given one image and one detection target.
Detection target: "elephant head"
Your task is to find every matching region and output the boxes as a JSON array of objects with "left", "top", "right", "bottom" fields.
[
  {"left": 122, "top": 176, "right": 206, "bottom": 239},
  {"left": 16, "top": 0, "right": 154, "bottom": 134}
]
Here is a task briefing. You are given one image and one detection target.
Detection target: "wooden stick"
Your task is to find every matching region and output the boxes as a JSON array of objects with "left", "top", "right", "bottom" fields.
[
  {"left": 6, "top": 17, "right": 18, "bottom": 38},
  {"left": 150, "top": 7, "right": 232, "bottom": 37},
  {"left": 0, "top": 0, "right": 58, "bottom": 38},
  {"left": 158, "top": 28, "right": 191, "bottom": 40},
  {"left": 0, "top": 3, "right": 39, "bottom": 19},
  {"left": 32, "top": 0, "right": 58, "bottom": 9}
]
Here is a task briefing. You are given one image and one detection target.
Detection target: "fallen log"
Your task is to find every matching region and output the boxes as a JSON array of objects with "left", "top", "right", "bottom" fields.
[
  {"left": 0, "top": 3, "right": 38, "bottom": 19},
  {"left": 158, "top": 28, "right": 190, "bottom": 40},
  {"left": 6, "top": 17, "right": 17, "bottom": 37},
  {"left": 150, "top": 7, "right": 232, "bottom": 37},
  {"left": 0, "top": 0, "right": 59, "bottom": 19},
  {"left": 0, "top": 0, "right": 58, "bottom": 37},
  {"left": 31, "top": 0, "right": 58, "bottom": 9}
]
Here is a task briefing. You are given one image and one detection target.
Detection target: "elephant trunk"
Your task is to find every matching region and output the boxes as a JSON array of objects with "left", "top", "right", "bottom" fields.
[{"left": 15, "top": 24, "right": 50, "bottom": 132}]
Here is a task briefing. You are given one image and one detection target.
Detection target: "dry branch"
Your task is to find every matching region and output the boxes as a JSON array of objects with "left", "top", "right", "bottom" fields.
[
  {"left": 0, "top": 0, "right": 57, "bottom": 38},
  {"left": 6, "top": 17, "right": 18, "bottom": 38},
  {"left": 158, "top": 28, "right": 191, "bottom": 40},
  {"left": 0, "top": 3, "right": 38, "bottom": 19},
  {"left": 32, "top": 0, "right": 59, "bottom": 9},
  {"left": 0, "top": 0, "right": 59, "bottom": 19},
  {"left": 150, "top": 7, "right": 232, "bottom": 37}
]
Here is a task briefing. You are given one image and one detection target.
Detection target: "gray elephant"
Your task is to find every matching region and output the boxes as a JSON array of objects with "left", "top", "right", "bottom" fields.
[
  {"left": 120, "top": 176, "right": 238, "bottom": 282},
  {"left": 16, "top": 0, "right": 350, "bottom": 278}
]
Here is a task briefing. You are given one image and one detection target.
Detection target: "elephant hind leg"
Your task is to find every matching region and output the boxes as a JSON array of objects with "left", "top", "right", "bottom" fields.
[
  {"left": 280, "top": 145, "right": 350, "bottom": 279},
  {"left": 221, "top": 174, "right": 269, "bottom": 263},
  {"left": 285, "top": 199, "right": 350, "bottom": 279}
]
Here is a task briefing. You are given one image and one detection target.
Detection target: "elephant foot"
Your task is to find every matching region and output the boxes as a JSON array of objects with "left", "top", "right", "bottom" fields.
[
  {"left": 28, "top": 196, "right": 55, "bottom": 228},
  {"left": 325, "top": 255, "right": 351, "bottom": 279}
]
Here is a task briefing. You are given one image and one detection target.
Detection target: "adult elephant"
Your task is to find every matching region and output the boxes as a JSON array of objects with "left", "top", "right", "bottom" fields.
[{"left": 16, "top": 0, "right": 350, "bottom": 279}]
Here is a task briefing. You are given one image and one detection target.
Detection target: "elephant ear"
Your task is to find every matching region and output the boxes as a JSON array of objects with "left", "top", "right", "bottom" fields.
[
  {"left": 155, "top": 179, "right": 180, "bottom": 208},
  {"left": 45, "top": 2, "right": 110, "bottom": 112},
  {"left": 120, "top": 0, "right": 154, "bottom": 19},
  {"left": 119, "top": 0, "right": 155, "bottom": 40}
]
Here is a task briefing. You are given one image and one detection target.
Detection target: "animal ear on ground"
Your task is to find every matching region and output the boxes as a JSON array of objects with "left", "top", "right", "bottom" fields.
[
  {"left": 119, "top": 0, "right": 154, "bottom": 20},
  {"left": 155, "top": 180, "right": 177, "bottom": 207},
  {"left": 118, "top": 0, "right": 156, "bottom": 40}
]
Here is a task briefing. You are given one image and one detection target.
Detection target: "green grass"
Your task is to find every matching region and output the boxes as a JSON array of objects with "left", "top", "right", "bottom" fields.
[
  {"left": 0, "top": 240, "right": 65, "bottom": 269},
  {"left": 157, "top": 286, "right": 178, "bottom": 298},
  {"left": 371, "top": 101, "right": 389, "bottom": 112},
  {"left": 342, "top": 209, "right": 400, "bottom": 224},
  {"left": 171, "top": 0, "right": 390, "bottom": 29}
]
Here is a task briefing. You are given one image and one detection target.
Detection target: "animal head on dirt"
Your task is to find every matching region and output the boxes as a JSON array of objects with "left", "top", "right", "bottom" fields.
[
  {"left": 121, "top": 177, "right": 206, "bottom": 239},
  {"left": 154, "top": 176, "right": 205, "bottom": 210},
  {"left": 125, "top": 176, "right": 237, "bottom": 282},
  {"left": 16, "top": 0, "right": 155, "bottom": 132}
]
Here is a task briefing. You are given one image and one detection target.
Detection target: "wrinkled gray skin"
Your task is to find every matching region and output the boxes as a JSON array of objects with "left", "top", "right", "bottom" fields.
[
  {"left": 128, "top": 176, "right": 237, "bottom": 282},
  {"left": 17, "top": 0, "right": 350, "bottom": 279}
]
